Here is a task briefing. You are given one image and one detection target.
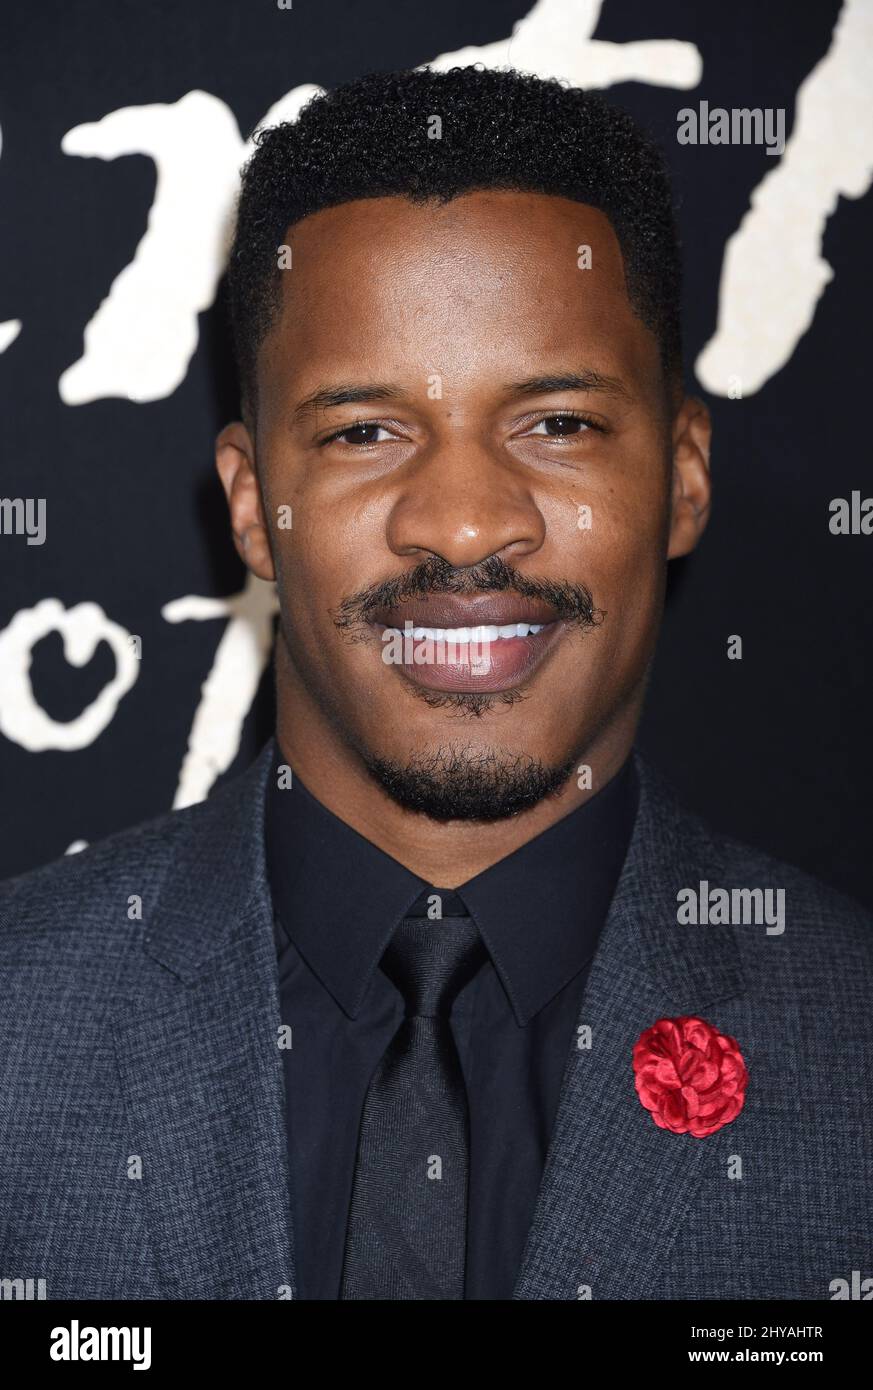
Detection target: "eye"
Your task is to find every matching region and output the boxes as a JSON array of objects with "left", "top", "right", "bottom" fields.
[
  {"left": 324, "top": 421, "right": 393, "bottom": 447},
  {"left": 526, "top": 413, "right": 592, "bottom": 437}
]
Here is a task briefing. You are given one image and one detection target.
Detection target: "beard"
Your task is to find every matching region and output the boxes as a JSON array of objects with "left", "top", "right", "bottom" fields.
[
  {"left": 361, "top": 742, "right": 580, "bottom": 821},
  {"left": 323, "top": 554, "right": 604, "bottom": 820}
]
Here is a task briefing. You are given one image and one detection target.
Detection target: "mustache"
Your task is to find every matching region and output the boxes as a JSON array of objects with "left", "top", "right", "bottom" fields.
[{"left": 332, "top": 555, "right": 604, "bottom": 634}]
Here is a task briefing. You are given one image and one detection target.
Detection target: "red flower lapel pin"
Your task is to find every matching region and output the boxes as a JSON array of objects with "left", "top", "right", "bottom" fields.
[{"left": 633, "top": 1015, "right": 749, "bottom": 1138}]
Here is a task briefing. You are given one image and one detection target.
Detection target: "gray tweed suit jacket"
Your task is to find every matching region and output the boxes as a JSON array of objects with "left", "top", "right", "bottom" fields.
[{"left": 1, "top": 738, "right": 871, "bottom": 1300}]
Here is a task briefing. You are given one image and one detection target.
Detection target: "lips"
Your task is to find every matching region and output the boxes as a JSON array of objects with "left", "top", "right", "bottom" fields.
[
  {"left": 371, "top": 594, "right": 560, "bottom": 630},
  {"left": 372, "top": 594, "right": 566, "bottom": 693}
]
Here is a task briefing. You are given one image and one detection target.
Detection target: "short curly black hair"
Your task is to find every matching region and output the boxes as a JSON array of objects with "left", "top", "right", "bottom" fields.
[{"left": 228, "top": 66, "right": 682, "bottom": 415}]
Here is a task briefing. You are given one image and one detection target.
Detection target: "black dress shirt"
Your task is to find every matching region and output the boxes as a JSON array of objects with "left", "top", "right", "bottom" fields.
[{"left": 265, "top": 755, "right": 638, "bottom": 1300}]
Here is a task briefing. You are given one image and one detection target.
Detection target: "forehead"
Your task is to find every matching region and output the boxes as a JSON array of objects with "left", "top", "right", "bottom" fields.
[{"left": 259, "top": 190, "right": 659, "bottom": 396}]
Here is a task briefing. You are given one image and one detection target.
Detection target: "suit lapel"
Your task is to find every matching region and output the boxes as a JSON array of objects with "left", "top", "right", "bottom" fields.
[
  {"left": 514, "top": 759, "right": 746, "bottom": 1300},
  {"left": 112, "top": 741, "right": 295, "bottom": 1299}
]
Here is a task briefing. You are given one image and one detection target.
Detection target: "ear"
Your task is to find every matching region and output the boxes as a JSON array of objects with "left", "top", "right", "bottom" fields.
[
  {"left": 667, "top": 395, "right": 712, "bottom": 560},
  {"left": 214, "top": 422, "right": 276, "bottom": 581}
]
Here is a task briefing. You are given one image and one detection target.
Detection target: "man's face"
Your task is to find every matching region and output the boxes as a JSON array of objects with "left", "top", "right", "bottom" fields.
[{"left": 220, "top": 190, "right": 710, "bottom": 819}]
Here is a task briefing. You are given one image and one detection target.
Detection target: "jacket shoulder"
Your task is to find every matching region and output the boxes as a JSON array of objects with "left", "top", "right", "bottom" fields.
[
  {"left": 636, "top": 755, "right": 873, "bottom": 971},
  {"left": 0, "top": 798, "right": 193, "bottom": 965},
  {"left": 717, "top": 830, "right": 873, "bottom": 976},
  {"left": 0, "top": 755, "right": 264, "bottom": 971}
]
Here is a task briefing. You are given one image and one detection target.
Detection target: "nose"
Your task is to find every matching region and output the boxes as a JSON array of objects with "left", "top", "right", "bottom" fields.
[{"left": 385, "top": 434, "right": 546, "bottom": 569}]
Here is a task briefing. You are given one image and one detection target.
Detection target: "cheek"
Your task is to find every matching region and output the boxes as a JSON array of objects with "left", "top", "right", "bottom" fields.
[
  {"left": 553, "top": 472, "right": 669, "bottom": 666},
  {"left": 547, "top": 463, "right": 668, "bottom": 588},
  {"left": 269, "top": 501, "right": 388, "bottom": 680},
  {"left": 598, "top": 512, "right": 667, "bottom": 638},
  {"left": 259, "top": 455, "right": 345, "bottom": 595},
  {"left": 257, "top": 480, "right": 334, "bottom": 653}
]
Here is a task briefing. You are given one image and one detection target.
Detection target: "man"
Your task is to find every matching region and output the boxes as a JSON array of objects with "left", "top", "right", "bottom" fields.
[{"left": 1, "top": 66, "right": 871, "bottom": 1302}]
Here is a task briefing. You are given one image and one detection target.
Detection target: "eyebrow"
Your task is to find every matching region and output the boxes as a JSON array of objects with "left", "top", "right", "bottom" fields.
[
  {"left": 503, "top": 371, "right": 631, "bottom": 400},
  {"left": 291, "top": 368, "right": 630, "bottom": 424},
  {"left": 292, "top": 383, "right": 409, "bottom": 422}
]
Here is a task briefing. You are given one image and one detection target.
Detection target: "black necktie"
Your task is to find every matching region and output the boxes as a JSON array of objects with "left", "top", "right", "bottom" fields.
[{"left": 340, "top": 912, "right": 486, "bottom": 1300}]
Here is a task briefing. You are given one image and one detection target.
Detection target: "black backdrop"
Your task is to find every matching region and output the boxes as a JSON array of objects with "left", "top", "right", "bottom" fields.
[{"left": 2, "top": 0, "right": 871, "bottom": 906}]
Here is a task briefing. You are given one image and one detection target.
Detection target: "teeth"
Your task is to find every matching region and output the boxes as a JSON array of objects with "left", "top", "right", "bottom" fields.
[{"left": 406, "top": 622, "right": 546, "bottom": 642}]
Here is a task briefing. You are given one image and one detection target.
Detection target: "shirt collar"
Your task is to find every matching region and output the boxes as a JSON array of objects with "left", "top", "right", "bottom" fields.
[{"left": 265, "top": 754, "right": 638, "bottom": 1025}]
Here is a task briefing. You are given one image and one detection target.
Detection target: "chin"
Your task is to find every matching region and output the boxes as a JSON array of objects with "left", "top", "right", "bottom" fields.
[{"left": 360, "top": 742, "right": 579, "bottom": 822}]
